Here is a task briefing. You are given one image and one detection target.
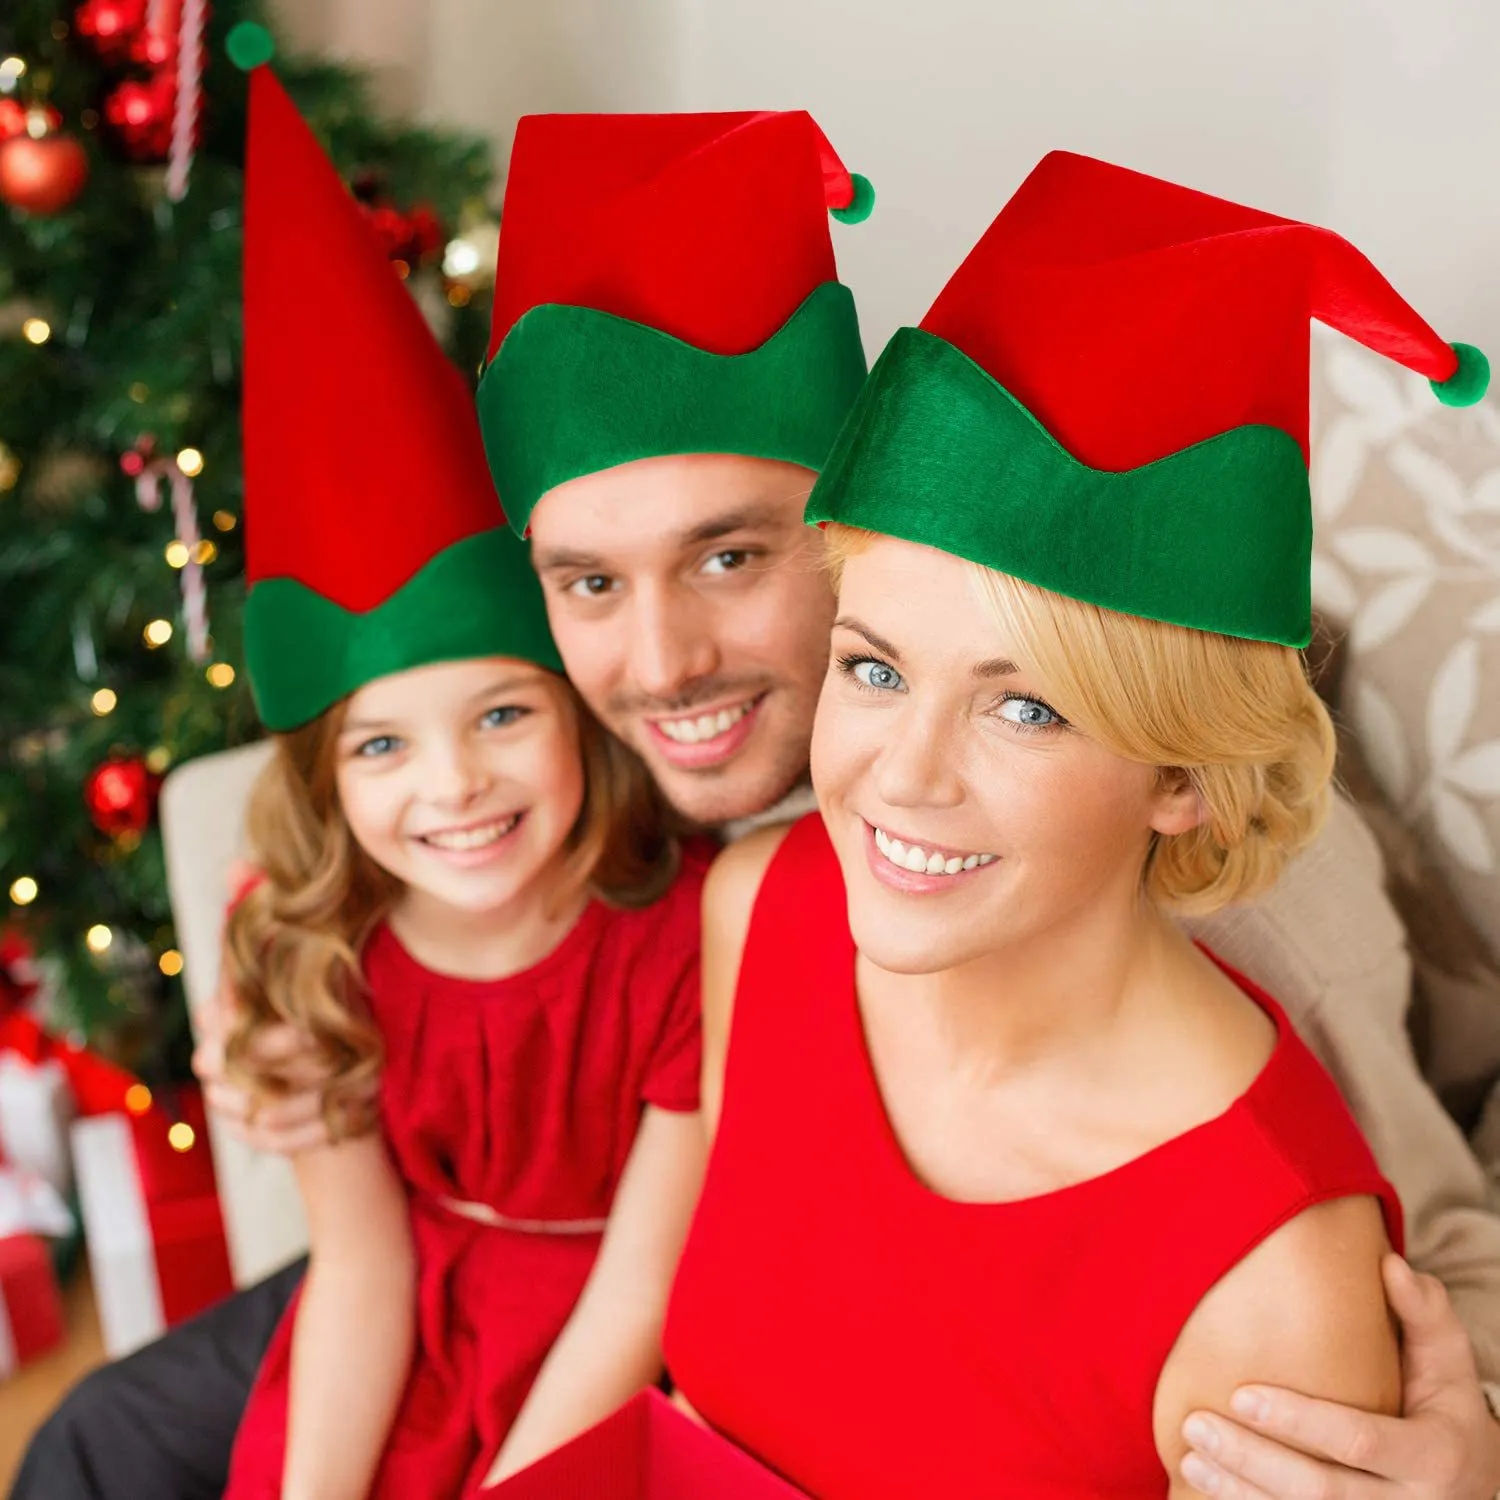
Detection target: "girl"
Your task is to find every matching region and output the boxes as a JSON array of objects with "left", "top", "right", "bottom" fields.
[
  {"left": 221, "top": 60, "right": 705, "bottom": 1500},
  {"left": 664, "top": 151, "right": 1491, "bottom": 1496}
]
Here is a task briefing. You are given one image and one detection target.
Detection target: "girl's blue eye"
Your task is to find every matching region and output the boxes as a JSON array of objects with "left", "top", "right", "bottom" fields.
[
  {"left": 357, "top": 735, "right": 401, "bottom": 758},
  {"left": 998, "top": 695, "right": 1064, "bottom": 730},
  {"left": 838, "top": 654, "right": 906, "bottom": 693},
  {"left": 482, "top": 705, "right": 528, "bottom": 729}
]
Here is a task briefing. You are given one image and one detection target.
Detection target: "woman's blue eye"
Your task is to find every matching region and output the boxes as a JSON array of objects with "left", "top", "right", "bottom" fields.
[
  {"left": 357, "top": 735, "right": 401, "bottom": 758},
  {"left": 998, "top": 695, "right": 1063, "bottom": 730},
  {"left": 482, "top": 706, "right": 527, "bottom": 729},
  {"left": 842, "top": 656, "right": 906, "bottom": 693}
]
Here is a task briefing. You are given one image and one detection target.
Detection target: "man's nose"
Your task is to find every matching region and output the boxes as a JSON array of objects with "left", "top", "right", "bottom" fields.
[{"left": 628, "top": 583, "right": 721, "bottom": 701}]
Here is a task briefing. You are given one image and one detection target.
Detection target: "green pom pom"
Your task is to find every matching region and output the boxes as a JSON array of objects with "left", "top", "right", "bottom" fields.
[
  {"left": 226, "top": 21, "right": 276, "bottom": 73},
  {"left": 1432, "top": 341, "right": 1490, "bottom": 408},
  {"left": 830, "top": 172, "right": 875, "bottom": 226}
]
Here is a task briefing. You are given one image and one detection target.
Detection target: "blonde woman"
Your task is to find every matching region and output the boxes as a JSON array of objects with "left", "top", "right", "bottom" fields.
[{"left": 664, "top": 152, "right": 1500, "bottom": 1497}]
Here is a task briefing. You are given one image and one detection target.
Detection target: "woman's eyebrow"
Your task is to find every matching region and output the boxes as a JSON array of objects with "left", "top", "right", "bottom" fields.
[
  {"left": 833, "top": 617, "right": 902, "bottom": 661},
  {"left": 971, "top": 657, "right": 1020, "bottom": 680}
]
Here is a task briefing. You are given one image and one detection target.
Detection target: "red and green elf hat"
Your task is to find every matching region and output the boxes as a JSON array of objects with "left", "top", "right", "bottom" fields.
[
  {"left": 230, "top": 25, "right": 561, "bottom": 731},
  {"left": 476, "top": 110, "right": 874, "bottom": 535},
  {"left": 807, "top": 150, "right": 1489, "bottom": 648}
]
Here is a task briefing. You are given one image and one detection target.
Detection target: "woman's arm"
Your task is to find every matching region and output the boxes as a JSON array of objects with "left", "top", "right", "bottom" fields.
[
  {"left": 282, "top": 1134, "right": 415, "bottom": 1500},
  {"left": 481, "top": 1105, "right": 706, "bottom": 1486},
  {"left": 1153, "top": 1195, "right": 1398, "bottom": 1498}
]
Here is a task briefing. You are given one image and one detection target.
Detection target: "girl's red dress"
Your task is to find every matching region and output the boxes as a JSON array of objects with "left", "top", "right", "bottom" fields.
[
  {"left": 225, "top": 860, "right": 705, "bottom": 1499},
  {"left": 664, "top": 814, "right": 1402, "bottom": 1499}
]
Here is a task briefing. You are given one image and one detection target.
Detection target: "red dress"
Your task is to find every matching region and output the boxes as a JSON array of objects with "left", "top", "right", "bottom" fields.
[
  {"left": 663, "top": 815, "right": 1402, "bottom": 1499},
  {"left": 225, "top": 860, "right": 705, "bottom": 1500}
]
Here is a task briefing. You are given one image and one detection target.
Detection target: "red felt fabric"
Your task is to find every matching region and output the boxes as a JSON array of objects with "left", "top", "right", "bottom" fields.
[
  {"left": 489, "top": 112, "right": 854, "bottom": 359},
  {"left": 0, "top": 1234, "right": 64, "bottom": 1368},
  {"left": 664, "top": 814, "right": 1403, "bottom": 1500},
  {"left": 242, "top": 68, "right": 506, "bottom": 610},
  {"left": 225, "top": 860, "right": 705, "bottom": 1500},
  {"left": 921, "top": 149, "right": 1459, "bottom": 469}
]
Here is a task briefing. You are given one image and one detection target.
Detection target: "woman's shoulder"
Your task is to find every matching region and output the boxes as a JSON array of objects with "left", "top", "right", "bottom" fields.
[{"left": 1152, "top": 1194, "right": 1398, "bottom": 1476}]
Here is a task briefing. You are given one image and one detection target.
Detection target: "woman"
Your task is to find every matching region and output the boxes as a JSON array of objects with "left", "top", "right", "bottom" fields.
[{"left": 664, "top": 150, "right": 1490, "bottom": 1497}]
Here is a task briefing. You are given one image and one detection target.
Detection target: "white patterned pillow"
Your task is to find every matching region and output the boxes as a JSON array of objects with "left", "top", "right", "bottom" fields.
[{"left": 1310, "top": 328, "right": 1500, "bottom": 960}]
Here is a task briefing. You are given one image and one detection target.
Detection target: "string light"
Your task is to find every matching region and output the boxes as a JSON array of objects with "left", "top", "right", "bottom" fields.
[
  {"left": 176, "top": 447, "right": 204, "bottom": 477},
  {"left": 158, "top": 949, "right": 184, "bottom": 977},
  {"left": 22, "top": 318, "right": 52, "bottom": 345},
  {"left": 124, "top": 1083, "right": 153, "bottom": 1115},
  {"left": 85, "top": 924, "right": 113, "bottom": 954},
  {"left": 0, "top": 58, "right": 27, "bottom": 93},
  {"left": 143, "top": 618, "right": 173, "bottom": 647},
  {"left": 8, "top": 876, "right": 38, "bottom": 906},
  {"left": 90, "top": 688, "right": 118, "bottom": 716},
  {"left": 128, "top": 382, "right": 149, "bottom": 403},
  {"left": 164, "top": 541, "right": 189, "bottom": 568},
  {"left": 168, "top": 1123, "right": 196, "bottom": 1152},
  {"left": 192, "top": 539, "right": 217, "bottom": 565},
  {"left": 206, "top": 662, "right": 235, "bottom": 688},
  {"left": 145, "top": 746, "right": 172, "bottom": 774},
  {"left": 212, "top": 510, "right": 237, "bottom": 532},
  {"left": 447, "top": 284, "right": 473, "bottom": 309}
]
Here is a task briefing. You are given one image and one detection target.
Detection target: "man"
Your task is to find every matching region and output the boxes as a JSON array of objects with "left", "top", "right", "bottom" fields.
[{"left": 16, "top": 116, "right": 1500, "bottom": 1500}]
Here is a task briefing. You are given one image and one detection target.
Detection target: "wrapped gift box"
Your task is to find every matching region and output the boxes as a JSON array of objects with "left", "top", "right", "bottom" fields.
[
  {"left": 0, "top": 1233, "right": 65, "bottom": 1379},
  {"left": 0, "top": 1053, "right": 76, "bottom": 1197},
  {"left": 494, "top": 1390, "right": 808, "bottom": 1498},
  {"left": 71, "top": 1087, "right": 234, "bottom": 1358}
]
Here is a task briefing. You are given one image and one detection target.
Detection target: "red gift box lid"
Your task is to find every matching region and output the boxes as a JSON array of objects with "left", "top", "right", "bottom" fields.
[{"left": 494, "top": 1390, "right": 807, "bottom": 1498}]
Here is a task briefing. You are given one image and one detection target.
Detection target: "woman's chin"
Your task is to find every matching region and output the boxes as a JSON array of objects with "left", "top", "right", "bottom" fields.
[{"left": 847, "top": 908, "right": 973, "bottom": 977}]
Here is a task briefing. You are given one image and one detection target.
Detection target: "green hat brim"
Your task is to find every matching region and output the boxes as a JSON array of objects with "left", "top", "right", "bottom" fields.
[
  {"left": 246, "top": 528, "right": 563, "bottom": 731},
  {"left": 478, "top": 281, "right": 867, "bottom": 536},
  {"left": 806, "top": 328, "right": 1313, "bottom": 647}
]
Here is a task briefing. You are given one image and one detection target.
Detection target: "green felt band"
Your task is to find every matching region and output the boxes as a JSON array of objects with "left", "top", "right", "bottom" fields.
[
  {"left": 477, "top": 281, "right": 867, "bottom": 536},
  {"left": 245, "top": 527, "right": 563, "bottom": 730},
  {"left": 806, "top": 328, "right": 1314, "bottom": 647}
]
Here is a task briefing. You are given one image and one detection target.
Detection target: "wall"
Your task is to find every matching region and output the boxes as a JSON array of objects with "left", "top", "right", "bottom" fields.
[{"left": 271, "top": 0, "right": 1500, "bottom": 359}]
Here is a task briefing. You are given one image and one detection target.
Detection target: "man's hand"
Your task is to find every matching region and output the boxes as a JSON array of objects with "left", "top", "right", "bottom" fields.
[
  {"left": 192, "top": 896, "right": 374, "bottom": 1157},
  {"left": 1180, "top": 1255, "right": 1500, "bottom": 1498}
]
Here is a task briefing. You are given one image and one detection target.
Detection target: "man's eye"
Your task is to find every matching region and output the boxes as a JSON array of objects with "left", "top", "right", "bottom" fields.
[
  {"left": 702, "top": 550, "right": 750, "bottom": 576},
  {"left": 566, "top": 574, "right": 615, "bottom": 598}
]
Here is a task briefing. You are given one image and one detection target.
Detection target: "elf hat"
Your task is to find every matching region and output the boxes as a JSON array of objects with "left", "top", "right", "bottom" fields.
[
  {"left": 807, "top": 149, "right": 1489, "bottom": 648},
  {"left": 231, "top": 27, "right": 560, "bottom": 731},
  {"left": 477, "top": 110, "right": 874, "bottom": 536}
]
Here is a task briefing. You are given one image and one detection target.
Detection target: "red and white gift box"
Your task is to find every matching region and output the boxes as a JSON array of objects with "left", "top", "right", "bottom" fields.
[
  {"left": 493, "top": 1389, "right": 809, "bottom": 1498},
  {"left": 72, "top": 1086, "right": 234, "bottom": 1358},
  {"left": 0, "top": 1233, "right": 65, "bottom": 1379},
  {"left": 0, "top": 1054, "right": 76, "bottom": 1198}
]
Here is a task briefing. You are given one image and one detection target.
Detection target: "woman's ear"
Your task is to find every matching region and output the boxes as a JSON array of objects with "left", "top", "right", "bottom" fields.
[{"left": 1149, "top": 766, "right": 1207, "bottom": 838}]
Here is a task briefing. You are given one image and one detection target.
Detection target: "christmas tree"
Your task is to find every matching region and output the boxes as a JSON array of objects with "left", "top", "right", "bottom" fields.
[{"left": 0, "top": 0, "right": 501, "bottom": 1083}]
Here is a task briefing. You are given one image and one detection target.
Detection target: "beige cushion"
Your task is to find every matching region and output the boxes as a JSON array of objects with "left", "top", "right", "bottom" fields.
[
  {"left": 1309, "top": 328, "right": 1500, "bottom": 958},
  {"left": 158, "top": 741, "right": 309, "bottom": 1287}
]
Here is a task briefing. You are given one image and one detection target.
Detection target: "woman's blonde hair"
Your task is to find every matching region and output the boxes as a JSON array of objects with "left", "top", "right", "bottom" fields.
[
  {"left": 824, "top": 525, "right": 1335, "bottom": 915},
  {"left": 222, "top": 675, "right": 679, "bottom": 1133}
]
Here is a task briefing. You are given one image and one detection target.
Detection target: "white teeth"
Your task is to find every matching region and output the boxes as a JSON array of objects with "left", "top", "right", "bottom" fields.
[
  {"left": 657, "top": 700, "right": 754, "bottom": 744},
  {"left": 422, "top": 814, "right": 520, "bottom": 851},
  {"left": 872, "top": 826, "right": 996, "bottom": 878}
]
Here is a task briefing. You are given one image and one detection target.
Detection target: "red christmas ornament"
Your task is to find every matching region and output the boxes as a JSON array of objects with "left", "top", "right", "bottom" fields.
[
  {"left": 361, "top": 202, "right": 413, "bottom": 260},
  {"left": 103, "top": 73, "right": 174, "bottom": 161},
  {"left": 85, "top": 756, "right": 162, "bottom": 838},
  {"left": 406, "top": 203, "right": 445, "bottom": 262},
  {"left": 74, "top": 0, "right": 149, "bottom": 63},
  {"left": 0, "top": 116, "right": 90, "bottom": 215},
  {"left": 128, "top": 24, "right": 177, "bottom": 70},
  {"left": 0, "top": 99, "right": 27, "bottom": 143}
]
